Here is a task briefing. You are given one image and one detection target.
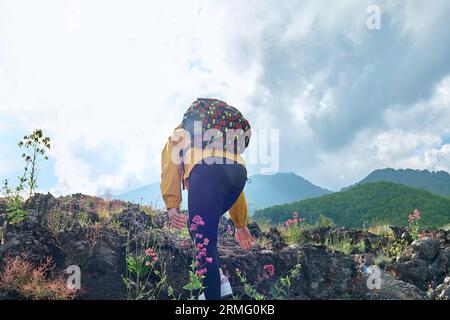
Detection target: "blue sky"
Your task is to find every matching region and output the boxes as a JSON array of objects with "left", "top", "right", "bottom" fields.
[{"left": 1, "top": 0, "right": 450, "bottom": 195}]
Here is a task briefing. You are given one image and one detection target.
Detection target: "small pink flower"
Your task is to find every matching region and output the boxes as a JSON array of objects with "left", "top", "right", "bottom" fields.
[
  {"left": 293, "top": 211, "right": 298, "bottom": 219},
  {"left": 152, "top": 256, "right": 158, "bottom": 262},
  {"left": 205, "top": 257, "right": 213, "bottom": 264},
  {"left": 195, "top": 268, "right": 207, "bottom": 276},
  {"left": 293, "top": 218, "right": 298, "bottom": 224},
  {"left": 145, "top": 248, "right": 156, "bottom": 257},
  {"left": 263, "top": 264, "right": 275, "bottom": 278},
  {"left": 145, "top": 261, "right": 151, "bottom": 267},
  {"left": 203, "top": 238, "right": 209, "bottom": 246},
  {"left": 192, "top": 215, "right": 205, "bottom": 226}
]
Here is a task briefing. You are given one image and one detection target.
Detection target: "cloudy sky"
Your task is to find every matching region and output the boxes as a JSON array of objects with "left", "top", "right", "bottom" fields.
[{"left": 1, "top": 0, "right": 450, "bottom": 196}]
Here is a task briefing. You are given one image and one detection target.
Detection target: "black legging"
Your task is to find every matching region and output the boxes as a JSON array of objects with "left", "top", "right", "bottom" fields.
[{"left": 187, "top": 157, "right": 247, "bottom": 300}]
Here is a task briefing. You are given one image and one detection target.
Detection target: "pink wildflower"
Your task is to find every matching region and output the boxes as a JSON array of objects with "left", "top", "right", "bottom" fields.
[
  {"left": 192, "top": 215, "right": 205, "bottom": 226},
  {"left": 205, "top": 257, "right": 213, "bottom": 264},
  {"left": 263, "top": 264, "right": 275, "bottom": 278},
  {"left": 195, "top": 268, "right": 208, "bottom": 276},
  {"left": 145, "top": 248, "right": 156, "bottom": 257},
  {"left": 409, "top": 209, "right": 422, "bottom": 224}
]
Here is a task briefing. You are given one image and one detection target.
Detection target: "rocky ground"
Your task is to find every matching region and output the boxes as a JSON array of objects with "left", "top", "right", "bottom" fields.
[{"left": 0, "top": 193, "right": 449, "bottom": 300}]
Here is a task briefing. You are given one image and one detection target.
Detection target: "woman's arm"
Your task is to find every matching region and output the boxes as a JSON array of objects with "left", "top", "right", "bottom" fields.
[
  {"left": 160, "top": 134, "right": 183, "bottom": 210},
  {"left": 229, "top": 192, "right": 255, "bottom": 249},
  {"left": 228, "top": 191, "right": 248, "bottom": 229}
]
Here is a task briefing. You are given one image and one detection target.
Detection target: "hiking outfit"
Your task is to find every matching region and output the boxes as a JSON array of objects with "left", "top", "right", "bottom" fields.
[{"left": 160, "top": 98, "right": 251, "bottom": 300}]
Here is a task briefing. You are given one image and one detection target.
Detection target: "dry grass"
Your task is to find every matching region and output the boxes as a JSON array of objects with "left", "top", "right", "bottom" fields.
[
  {"left": 0, "top": 255, "right": 77, "bottom": 300},
  {"left": 367, "top": 224, "right": 395, "bottom": 238}
]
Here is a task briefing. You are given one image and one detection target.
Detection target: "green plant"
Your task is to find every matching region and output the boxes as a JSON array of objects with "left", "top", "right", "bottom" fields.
[
  {"left": 324, "top": 235, "right": 353, "bottom": 255},
  {"left": 426, "top": 281, "right": 435, "bottom": 299},
  {"left": 408, "top": 209, "right": 422, "bottom": 241},
  {"left": 383, "top": 239, "right": 408, "bottom": 258},
  {"left": 2, "top": 179, "right": 27, "bottom": 225},
  {"left": 122, "top": 232, "right": 178, "bottom": 300},
  {"left": 182, "top": 261, "right": 205, "bottom": 300},
  {"left": 270, "top": 262, "right": 302, "bottom": 299},
  {"left": 234, "top": 268, "right": 265, "bottom": 300},
  {"left": 140, "top": 205, "right": 156, "bottom": 217},
  {"left": 234, "top": 262, "right": 302, "bottom": 300},
  {"left": 94, "top": 198, "right": 110, "bottom": 222},
  {"left": 373, "top": 252, "right": 392, "bottom": 266},
  {"left": 355, "top": 240, "right": 366, "bottom": 253},
  {"left": 1, "top": 129, "right": 51, "bottom": 225},
  {"left": 316, "top": 214, "right": 335, "bottom": 228},
  {"left": 367, "top": 224, "right": 395, "bottom": 239},
  {"left": 18, "top": 129, "right": 51, "bottom": 198},
  {"left": 182, "top": 214, "right": 210, "bottom": 300},
  {"left": 153, "top": 266, "right": 179, "bottom": 300},
  {"left": 76, "top": 211, "right": 91, "bottom": 228},
  {"left": 46, "top": 208, "right": 75, "bottom": 245},
  {"left": 86, "top": 223, "right": 103, "bottom": 251},
  {"left": 169, "top": 224, "right": 190, "bottom": 240},
  {"left": 281, "top": 212, "right": 309, "bottom": 245},
  {"left": 109, "top": 219, "right": 125, "bottom": 235}
]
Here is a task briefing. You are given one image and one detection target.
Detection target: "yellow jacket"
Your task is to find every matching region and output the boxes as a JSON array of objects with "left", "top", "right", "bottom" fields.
[{"left": 160, "top": 126, "right": 249, "bottom": 228}]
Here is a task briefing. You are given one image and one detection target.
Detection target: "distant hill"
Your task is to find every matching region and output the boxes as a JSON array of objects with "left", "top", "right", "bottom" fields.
[
  {"left": 244, "top": 172, "right": 332, "bottom": 214},
  {"left": 253, "top": 182, "right": 450, "bottom": 228},
  {"left": 115, "top": 182, "right": 188, "bottom": 209},
  {"left": 115, "top": 172, "right": 332, "bottom": 214},
  {"left": 347, "top": 168, "right": 450, "bottom": 198}
]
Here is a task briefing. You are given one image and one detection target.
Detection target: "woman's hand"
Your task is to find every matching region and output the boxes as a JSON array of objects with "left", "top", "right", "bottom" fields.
[
  {"left": 235, "top": 226, "right": 256, "bottom": 250},
  {"left": 167, "top": 208, "right": 187, "bottom": 229}
]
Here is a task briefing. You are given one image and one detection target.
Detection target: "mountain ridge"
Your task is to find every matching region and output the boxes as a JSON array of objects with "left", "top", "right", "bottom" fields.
[
  {"left": 114, "top": 172, "right": 332, "bottom": 213},
  {"left": 253, "top": 181, "right": 450, "bottom": 228},
  {"left": 345, "top": 168, "right": 450, "bottom": 198}
]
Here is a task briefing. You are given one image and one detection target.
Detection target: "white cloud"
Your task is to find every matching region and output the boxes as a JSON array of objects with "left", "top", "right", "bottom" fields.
[
  {"left": 1, "top": 0, "right": 450, "bottom": 194},
  {"left": 426, "top": 144, "right": 450, "bottom": 172},
  {"left": 308, "top": 76, "right": 450, "bottom": 190}
]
